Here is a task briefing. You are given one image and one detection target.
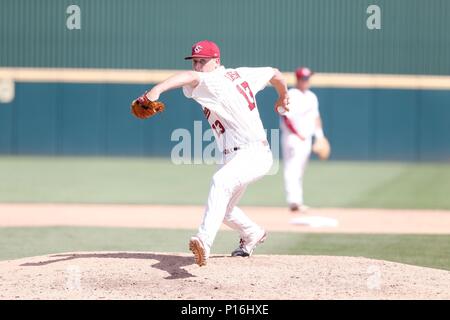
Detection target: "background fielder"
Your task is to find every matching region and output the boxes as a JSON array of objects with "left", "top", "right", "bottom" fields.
[{"left": 280, "top": 67, "right": 327, "bottom": 213}]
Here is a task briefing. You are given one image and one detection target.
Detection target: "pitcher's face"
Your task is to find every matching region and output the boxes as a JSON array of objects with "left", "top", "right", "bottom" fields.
[{"left": 192, "top": 58, "right": 220, "bottom": 72}]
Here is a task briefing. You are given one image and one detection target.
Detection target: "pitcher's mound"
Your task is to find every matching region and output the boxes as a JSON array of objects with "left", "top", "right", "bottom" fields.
[{"left": 0, "top": 252, "right": 448, "bottom": 299}]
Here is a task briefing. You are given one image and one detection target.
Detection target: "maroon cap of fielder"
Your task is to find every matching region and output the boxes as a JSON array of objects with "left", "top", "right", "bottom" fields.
[{"left": 295, "top": 67, "right": 314, "bottom": 80}]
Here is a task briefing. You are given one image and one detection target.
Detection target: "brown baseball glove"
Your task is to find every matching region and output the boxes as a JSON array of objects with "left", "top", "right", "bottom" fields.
[
  {"left": 312, "top": 136, "right": 331, "bottom": 160},
  {"left": 131, "top": 94, "right": 165, "bottom": 119}
]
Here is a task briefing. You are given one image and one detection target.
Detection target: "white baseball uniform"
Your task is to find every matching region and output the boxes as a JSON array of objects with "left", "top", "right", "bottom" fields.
[
  {"left": 183, "top": 66, "right": 275, "bottom": 253},
  {"left": 280, "top": 87, "right": 320, "bottom": 206}
]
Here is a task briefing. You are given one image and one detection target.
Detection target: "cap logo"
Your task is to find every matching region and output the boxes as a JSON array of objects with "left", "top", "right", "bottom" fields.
[{"left": 194, "top": 45, "right": 203, "bottom": 53}]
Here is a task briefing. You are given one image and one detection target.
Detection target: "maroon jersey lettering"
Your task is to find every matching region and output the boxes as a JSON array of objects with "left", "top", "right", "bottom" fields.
[
  {"left": 224, "top": 71, "right": 241, "bottom": 82},
  {"left": 203, "top": 107, "right": 211, "bottom": 120}
]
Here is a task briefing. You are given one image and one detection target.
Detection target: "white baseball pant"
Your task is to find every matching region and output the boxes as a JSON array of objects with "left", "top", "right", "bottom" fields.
[
  {"left": 197, "top": 142, "right": 273, "bottom": 252},
  {"left": 282, "top": 133, "right": 312, "bottom": 206}
]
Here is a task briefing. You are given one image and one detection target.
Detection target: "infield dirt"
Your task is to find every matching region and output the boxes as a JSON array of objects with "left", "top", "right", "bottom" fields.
[{"left": 1, "top": 203, "right": 449, "bottom": 299}]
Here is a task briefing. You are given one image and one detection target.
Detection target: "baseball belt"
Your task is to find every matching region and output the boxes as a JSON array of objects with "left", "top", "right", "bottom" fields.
[{"left": 223, "top": 140, "right": 269, "bottom": 155}]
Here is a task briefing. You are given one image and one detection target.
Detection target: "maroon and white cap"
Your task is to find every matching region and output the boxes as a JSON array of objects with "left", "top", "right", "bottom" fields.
[
  {"left": 184, "top": 40, "right": 221, "bottom": 60},
  {"left": 295, "top": 67, "right": 314, "bottom": 80}
]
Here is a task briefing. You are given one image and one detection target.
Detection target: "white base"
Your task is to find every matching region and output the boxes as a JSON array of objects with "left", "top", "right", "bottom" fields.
[{"left": 289, "top": 216, "right": 339, "bottom": 228}]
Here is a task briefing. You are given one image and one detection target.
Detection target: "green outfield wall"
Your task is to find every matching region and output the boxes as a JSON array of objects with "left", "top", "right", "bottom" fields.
[
  {"left": 0, "top": 83, "right": 449, "bottom": 161},
  {"left": 1, "top": 0, "right": 449, "bottom": 74},
  {"left": 1, "top": 1, "right": 449, "bottom": 160}
]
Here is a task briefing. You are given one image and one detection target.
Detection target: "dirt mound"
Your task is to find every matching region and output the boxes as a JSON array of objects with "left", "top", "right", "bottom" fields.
[{"left": 0, "top": 252, "right": 448, "bottom": 299}]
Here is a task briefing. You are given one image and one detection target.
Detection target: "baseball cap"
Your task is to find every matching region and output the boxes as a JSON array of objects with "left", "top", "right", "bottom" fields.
[
  {"left": 184, "top": 40, "right": 220, "bottom": 60},
  {"left": 295, "top": 67, "right": 314, "bottom": 80}
]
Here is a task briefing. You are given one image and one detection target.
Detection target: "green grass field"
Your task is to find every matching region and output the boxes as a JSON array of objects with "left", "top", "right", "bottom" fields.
[
  {"left": 1, "top": 156, "right": 450, "bottom": 209},
  {"left": 0, "top": 156, "right": 449, "bottom": 271},
  {"left": 0, "top": 227, "right": 448, "bottom": 270}
]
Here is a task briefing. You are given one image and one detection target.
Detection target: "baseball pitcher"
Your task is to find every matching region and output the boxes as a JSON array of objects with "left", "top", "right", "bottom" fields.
[{"left": 131, "top": 40, "right": 289, "bottom": 266}]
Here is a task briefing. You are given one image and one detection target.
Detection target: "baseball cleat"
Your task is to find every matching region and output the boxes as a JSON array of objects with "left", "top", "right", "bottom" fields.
[
  {"left": 231, "top": 239, "right": 250, "bottom": 257},
  {"left": 289, "top": 203, "right": 309, "bottom": 213},
  {"left": 231, "top": 230, "right": 267, "bottom": 257},
  {"left": 189, "top": 236, "right": 207, "bottom": 266}
]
